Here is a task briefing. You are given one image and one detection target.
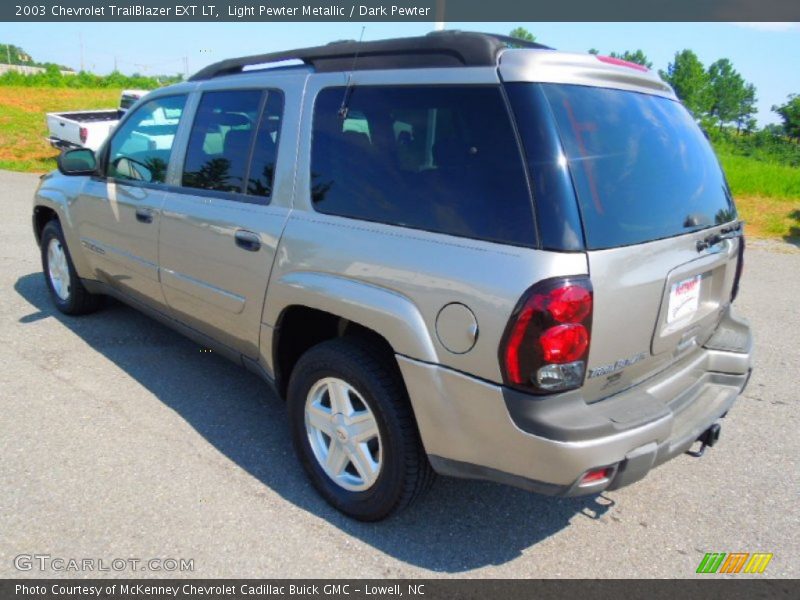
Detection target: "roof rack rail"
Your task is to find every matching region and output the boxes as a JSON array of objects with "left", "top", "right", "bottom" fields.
[{"left": 189, "top": 31, "right": 552, "bottom": 81}]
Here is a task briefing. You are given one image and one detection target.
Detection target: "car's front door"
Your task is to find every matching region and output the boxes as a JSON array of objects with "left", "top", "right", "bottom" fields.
[
  {"left": 74, "top": 94, "right": 187, "bottom": 305},
  {"left": 157, "top": 87, "right": 292, "bottom": 359}
]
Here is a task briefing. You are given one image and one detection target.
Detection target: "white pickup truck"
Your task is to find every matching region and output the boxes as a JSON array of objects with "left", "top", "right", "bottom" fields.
[{"left": 46, "top": 89, "right": 149, "bottom": 152}]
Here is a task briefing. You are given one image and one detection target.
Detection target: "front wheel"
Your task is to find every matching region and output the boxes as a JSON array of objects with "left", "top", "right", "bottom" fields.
[
  {"left": 287, "top": 337, "right": 434, "bottom": 521},
  {"left": 40, "top": 220, "right": 101, "bottom": 315}
]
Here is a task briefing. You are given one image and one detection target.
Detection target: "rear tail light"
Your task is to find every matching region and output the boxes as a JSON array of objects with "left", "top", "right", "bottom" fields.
[
  {"left": 79, "top": 127, "right": 88, "bottom": 144},
  {"left": 499, "top": 276, "right": 593, "bottom": 394}
]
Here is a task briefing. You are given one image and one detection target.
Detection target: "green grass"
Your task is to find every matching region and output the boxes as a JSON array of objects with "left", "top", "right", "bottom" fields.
[
  {"left": 716, "top": 151, "right": 800, "bottom": 240},
  {"left": 0, "top": 86, "right": 121, "bottom": 173},
  {"left": 718, "top": 152, "right": 800, "bottom": 200}
]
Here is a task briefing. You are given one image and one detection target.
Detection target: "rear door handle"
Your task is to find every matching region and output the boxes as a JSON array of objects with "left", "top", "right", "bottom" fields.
[
  {"left": 135, "top": 208, "right": 153, "bottom": 224},
  {"left": 235, "top": 229, "right": 261, "bottom": 252}
]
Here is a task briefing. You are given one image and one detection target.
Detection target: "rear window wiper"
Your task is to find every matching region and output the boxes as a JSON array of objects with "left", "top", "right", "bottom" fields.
[{"left": 696, "top": 221, "right": 743, "bottom": 252}]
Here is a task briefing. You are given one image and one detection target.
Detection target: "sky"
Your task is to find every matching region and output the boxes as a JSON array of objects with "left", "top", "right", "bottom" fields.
[{"left": 1, "top": 21, "right": 798, "bottom": 125}]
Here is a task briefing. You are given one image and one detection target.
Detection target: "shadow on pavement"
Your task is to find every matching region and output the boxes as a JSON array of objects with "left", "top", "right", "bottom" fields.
[
  {"left": 784, "top": 209, "right": 800, "bottom": 248},
  {"left": 15, "top": 271, "right": 613, "bottom": 573}
]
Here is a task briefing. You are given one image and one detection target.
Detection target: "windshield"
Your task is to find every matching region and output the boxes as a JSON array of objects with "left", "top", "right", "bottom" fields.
[{"left": 541, "top": 84, "right": 736, "bottom": 250}]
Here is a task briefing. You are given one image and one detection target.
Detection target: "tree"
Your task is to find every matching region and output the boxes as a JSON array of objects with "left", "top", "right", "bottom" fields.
[
  {"left": 609, "top": 50, "right": 653, "bottom": 69},
  {"left": 660, "top": 50, "right": 712, "bottom": 118},
  {"left": 736, "top": 83, "right": 758, "bottom": 134},
  {"left": 772, "top": 94, "right": 800, "bottom": 141},
  {"left": 509, "top": 27, "right": 536, "bottom": 43},
  {"left": 1, "top": 44, "right": 34, "bottom": 65},
  {"left": 708, "top": 58, "right": 748, "bottom": 130},
  {"left": 587, "top": 48, "right": 599, "bottom": 55}
]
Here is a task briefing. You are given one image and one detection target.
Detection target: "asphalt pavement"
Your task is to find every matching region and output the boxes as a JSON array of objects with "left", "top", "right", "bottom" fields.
[{"left": 1, "top": 170, "right": 797, "bottom": 578}]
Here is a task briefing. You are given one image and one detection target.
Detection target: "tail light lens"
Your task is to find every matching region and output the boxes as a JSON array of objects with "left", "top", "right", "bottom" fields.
[
  {"left": 499, "top": 276, "right": 593, "bottom": 394},
  {"left": 79, "top": 127, "right": 88, "bottom": 144}
]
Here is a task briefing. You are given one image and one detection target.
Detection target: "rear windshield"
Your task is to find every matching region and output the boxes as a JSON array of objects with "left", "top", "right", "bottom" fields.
[{"left": 541, "top": 84, "right": 736, "bottom": 249}]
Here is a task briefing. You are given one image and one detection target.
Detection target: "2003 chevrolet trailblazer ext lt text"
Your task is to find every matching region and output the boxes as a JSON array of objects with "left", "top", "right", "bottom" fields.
[
  {"left": 32, "top": 32, "right": 753, "bottom": 521},
  {"left": 37, "top": 5, "right": 432, "bottom": 18}
]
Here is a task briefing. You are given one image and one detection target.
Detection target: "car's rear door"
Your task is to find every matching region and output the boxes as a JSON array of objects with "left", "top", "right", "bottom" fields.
[{"left": 157, "top": 84, "right": 296, "bottom": 359}]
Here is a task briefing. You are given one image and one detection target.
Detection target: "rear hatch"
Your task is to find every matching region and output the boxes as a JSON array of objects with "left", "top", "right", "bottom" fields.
[{"left": 533, "top": 82, "right": 742, "bottom": 402}]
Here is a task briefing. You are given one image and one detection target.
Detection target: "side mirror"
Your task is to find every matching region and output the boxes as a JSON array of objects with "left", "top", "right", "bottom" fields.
[{"left": 57, "top": 148, "right": 97, "bottom": 176}]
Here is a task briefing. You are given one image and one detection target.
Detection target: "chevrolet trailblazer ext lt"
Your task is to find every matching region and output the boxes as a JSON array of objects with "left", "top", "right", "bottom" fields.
[{"left": 33, "top": 33, "right": 753, "bottom": 521}]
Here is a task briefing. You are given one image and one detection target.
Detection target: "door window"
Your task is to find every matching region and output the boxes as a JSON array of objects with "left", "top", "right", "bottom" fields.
[
  {"left": 182, "top": 89, "right": 284, "bottom": 199},
  {"left": 182, "top": 90, "right": 261, "bottom": 194},
  {"left": 245, "top": 91, "right": 284, "bottom": 198},
  {"left": 106, "top": 95, "right": 186, "bottom": 184}
]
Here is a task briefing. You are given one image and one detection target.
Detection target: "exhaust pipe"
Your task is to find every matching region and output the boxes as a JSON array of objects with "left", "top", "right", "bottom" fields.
[{"left": 686, "top": 423, "right": 721, "bottom": 458}]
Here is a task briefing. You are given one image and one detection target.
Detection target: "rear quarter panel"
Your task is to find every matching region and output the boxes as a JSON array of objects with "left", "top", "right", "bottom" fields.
[{"left": 264, "top": 215, "right": 588, "bottom": 382}]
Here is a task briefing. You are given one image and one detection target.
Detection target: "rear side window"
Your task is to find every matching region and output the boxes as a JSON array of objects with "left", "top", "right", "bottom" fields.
[
  {"left": 310, "top": 86, "right": 536, "bottom": 247},
  {"left": 541, "top": 84, "right": 736, "bottom": 249},
  {"left": 106, "top": 95, "right": 186, "bottom": 184}
]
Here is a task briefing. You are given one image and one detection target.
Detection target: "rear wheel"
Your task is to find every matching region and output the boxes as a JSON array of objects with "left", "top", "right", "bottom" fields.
[
  {"left": 287, "top": 337, "right": 434, "bottom": 521},
  {"left": 40, "top": 220, "right": 101, "bottom": 315}
]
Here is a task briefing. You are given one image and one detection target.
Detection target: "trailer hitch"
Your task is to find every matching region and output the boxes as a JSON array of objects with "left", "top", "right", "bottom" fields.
[{"left": 686, "top": 423, "right": 721, "bottom": 458}]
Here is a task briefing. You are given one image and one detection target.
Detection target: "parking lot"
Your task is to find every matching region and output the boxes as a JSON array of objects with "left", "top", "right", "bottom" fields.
[{"left": 1, "top": 169, "right": 797, "bottom": 578}]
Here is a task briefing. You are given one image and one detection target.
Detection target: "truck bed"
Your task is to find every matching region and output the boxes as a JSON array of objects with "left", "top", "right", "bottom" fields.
[{"left": 53, "top": 110, "right": 123, "bottom": 123}]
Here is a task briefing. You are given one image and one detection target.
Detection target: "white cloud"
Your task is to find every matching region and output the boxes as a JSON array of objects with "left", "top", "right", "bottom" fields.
[{"left": 733, "top": 22, "right": 800, "bottom": 32}]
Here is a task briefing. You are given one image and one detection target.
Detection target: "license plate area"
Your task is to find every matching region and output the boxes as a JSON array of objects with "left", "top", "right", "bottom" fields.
[
  {"left": 651, "top": 248, "right": 737, "bottom": 356},
  {"left": 668, "top": 274, "right": 702, "bottom": 324}
]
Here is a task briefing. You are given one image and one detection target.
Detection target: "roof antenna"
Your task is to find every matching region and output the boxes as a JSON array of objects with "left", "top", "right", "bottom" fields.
[{"left": 338, "top": 26, "right": 366, "bottom": 119}]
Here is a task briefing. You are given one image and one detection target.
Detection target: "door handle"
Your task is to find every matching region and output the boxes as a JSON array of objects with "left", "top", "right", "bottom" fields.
[
  {"left": 135, "top": 208, "right": 153, "bottom": 224},
  {"left": 235, "top": 229, "right": 261, "bottom": 252}
]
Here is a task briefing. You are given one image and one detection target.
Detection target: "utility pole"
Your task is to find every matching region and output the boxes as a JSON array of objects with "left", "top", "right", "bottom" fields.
[
  {"left": 183, "top": 56, "right": 189, "bottom": 80},
  {"left": 113, "top": 55, "right": 117, "bottom": 72},
  {"left": 79, "top": 33, "right": 84, "bottom": 71},
  {"left": 434, "top": 0, "right": 446, "bottom": 31},
  {"left": 6, "top": 44, "right": 11, "bottom": 65}
]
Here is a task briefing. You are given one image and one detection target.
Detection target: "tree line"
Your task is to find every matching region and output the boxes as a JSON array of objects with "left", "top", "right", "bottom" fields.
[
  {"left": 1, "top": 43, "right": 72, "bottom": 71},
  {"left": 509, "top": 27, "right": 799, "bottom": 142},
  {"left": 0, "top": 42, "right": 181, "bottom": 89},
  {"left": 0, "top": 63, "right": 181, "bottom": 89}
]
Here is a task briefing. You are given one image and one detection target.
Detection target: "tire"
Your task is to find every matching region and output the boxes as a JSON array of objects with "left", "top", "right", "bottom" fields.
[
  {"left": 287, "top": 337, "right": 434, "bottom": 521},
  {"left": 40, "top": 219, "right": 102, "bottom": 315}
]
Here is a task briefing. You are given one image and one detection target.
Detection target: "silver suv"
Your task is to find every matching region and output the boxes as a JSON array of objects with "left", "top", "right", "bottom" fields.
[{"left": 32, "top": 32, "right": 753, "bottom": 521}]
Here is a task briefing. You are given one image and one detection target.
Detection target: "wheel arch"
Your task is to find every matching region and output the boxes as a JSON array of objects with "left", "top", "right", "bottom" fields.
[
  {"left": 33, "top": 182, "right": 93, "bottom": 279},
  {"left": 264, "top": 272, "right": 438, "bottom": 398},
  {"left": 33, "top": 204, "right": 59, "bottom": 246}
]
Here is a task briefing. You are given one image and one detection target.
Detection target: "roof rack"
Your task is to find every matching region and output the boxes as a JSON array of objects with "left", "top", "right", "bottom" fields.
[{"left": 189, "top": 31, "right": 551, "bottom": 81}]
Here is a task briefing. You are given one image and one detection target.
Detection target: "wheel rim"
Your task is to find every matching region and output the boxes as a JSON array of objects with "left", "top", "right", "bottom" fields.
[
  {"left": 47, "top": 238, "right": 71, "bottom": 301},
  {"left": 304, "top": 377, "right": 383, "bottom": 492}
]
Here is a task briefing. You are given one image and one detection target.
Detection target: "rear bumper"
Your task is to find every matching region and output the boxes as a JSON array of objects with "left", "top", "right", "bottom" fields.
[
  {"left": 399, "top": 310, "right": 753, "bottom": 496},
  {"left": 47, "top": 137, "right": 80, "bottom": 150}
]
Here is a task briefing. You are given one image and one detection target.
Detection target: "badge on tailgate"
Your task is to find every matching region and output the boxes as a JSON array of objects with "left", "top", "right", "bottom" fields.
[{"left": 668, "top": 274, "right": 702, "bottom": 323}]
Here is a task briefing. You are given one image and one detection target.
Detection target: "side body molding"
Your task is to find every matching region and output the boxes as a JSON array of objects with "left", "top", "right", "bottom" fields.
[{"left": 261, "top": 271, "right": 439, "bottom": 372}]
